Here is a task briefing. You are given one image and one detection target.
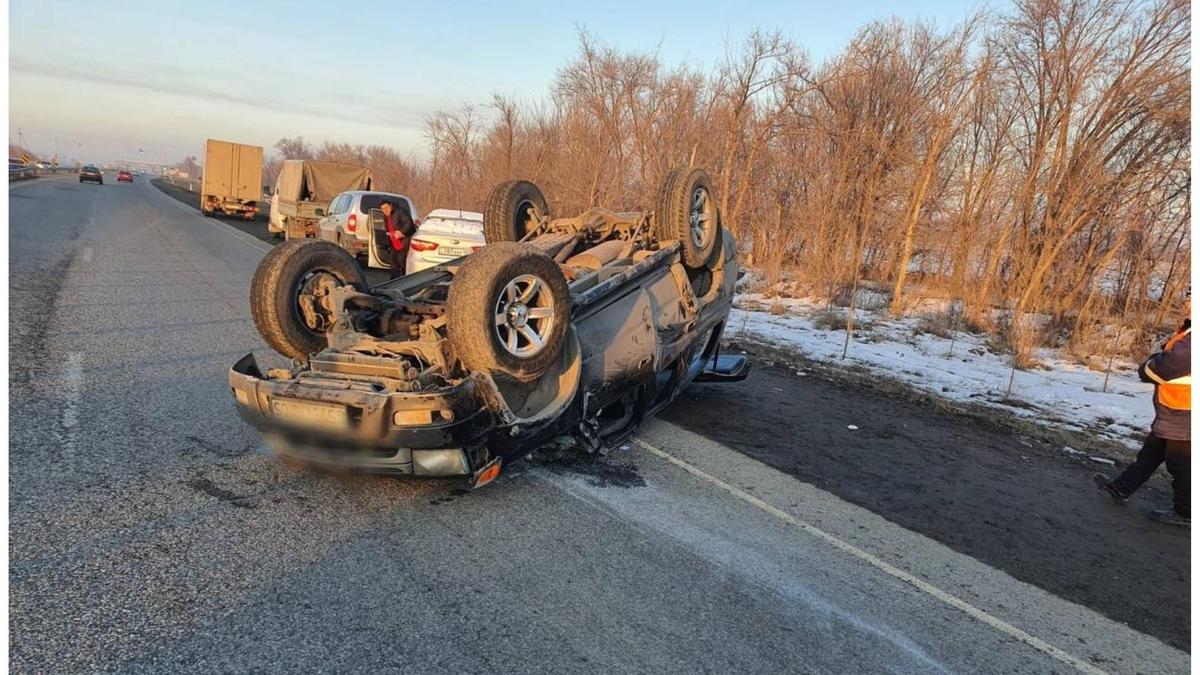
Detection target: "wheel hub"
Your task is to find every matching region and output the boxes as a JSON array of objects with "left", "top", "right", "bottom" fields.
[
  {"left": 507, "top": 303, "right": 529, "bottom": 328},
  {"left": 297, "top": 270, "right": 340, "bottom": 331}
]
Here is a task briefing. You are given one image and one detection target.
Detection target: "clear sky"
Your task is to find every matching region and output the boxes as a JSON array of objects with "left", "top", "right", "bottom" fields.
[{"left": 9, "top": 0, "right": 981, "bottom": 166}]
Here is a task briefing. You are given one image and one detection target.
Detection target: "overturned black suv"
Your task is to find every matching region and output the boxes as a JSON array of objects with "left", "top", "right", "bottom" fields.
[{"left": 230, "top": 168, "right": 748, "bottom": 486}]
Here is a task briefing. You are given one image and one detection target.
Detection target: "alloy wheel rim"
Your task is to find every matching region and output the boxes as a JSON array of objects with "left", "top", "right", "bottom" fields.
[
  {"left": 689, "top": 186, "right": 714, "bottom": 249},
  {"left": 494, "top": 274, "right": 556, "bottom": 357}
]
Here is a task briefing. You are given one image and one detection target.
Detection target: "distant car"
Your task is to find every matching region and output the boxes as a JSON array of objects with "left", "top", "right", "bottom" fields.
[
  {"left": 405, "top": 209, "right": 486, "bottom": 274},
  {"left": 315, "top": 190, "right": 418, "bottom": 269},
  {"left": 79, "top": 166, "right": 103, "bottom": 185},
  {"left": 116, "top": 170, "right": 133, "bottom": 183}
]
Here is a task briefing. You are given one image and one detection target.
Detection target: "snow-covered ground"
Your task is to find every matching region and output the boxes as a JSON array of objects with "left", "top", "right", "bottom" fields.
[{"left": 730, "top": 294, "right": 1153, "bottom": 449}]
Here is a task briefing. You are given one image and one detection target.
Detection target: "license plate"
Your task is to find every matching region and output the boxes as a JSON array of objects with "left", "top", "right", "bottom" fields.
[
  {"left": 440, "top": 246, "right": 473, "bottom": 258},
  {"left": 270, "top": 398, "right": 349, "bottom": 430}
]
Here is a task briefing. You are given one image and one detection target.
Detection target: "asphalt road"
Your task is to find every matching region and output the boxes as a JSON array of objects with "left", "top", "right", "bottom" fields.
[{"left": 9, "top": 175, "right": 1190, "bottom": 674}]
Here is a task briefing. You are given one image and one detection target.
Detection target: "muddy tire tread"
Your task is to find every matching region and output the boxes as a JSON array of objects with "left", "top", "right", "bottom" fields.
[
  {"left": 655, "top": 167, "right": 719, "bottom": 269},
  {"left": 249, "top": 240, "right": 365, "bottom": 360},
  {"left": 482, "top": 180, "right": 548, "bottom": 243}
]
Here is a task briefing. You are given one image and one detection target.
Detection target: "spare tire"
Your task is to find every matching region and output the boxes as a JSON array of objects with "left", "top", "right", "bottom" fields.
[
  {"left": 655, "top": 167, "right": 720, "bottom": 268},
  {"left": 446, "top": 242, "right": 569, "bottom": 382},
  {"left": 250, "top": 240, "right": 367, "bottom": 360},
  {"left": 483, "top": 180, "right": 548, "bottom": 243}
]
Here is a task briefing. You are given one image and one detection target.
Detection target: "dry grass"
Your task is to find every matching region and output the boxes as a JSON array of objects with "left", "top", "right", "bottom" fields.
[
  {"left": 812, "top": 309, "right": 845, "bottom": 331},
  {"left": 913, "top": 313, "right": 957, "bottom": 339}
]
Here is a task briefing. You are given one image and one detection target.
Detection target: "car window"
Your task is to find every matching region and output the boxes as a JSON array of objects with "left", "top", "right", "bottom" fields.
[
  {"left": 359, "top": 194, "right": 411, "bottom": 216},
  {"left": 328, "top": 194, "right": 348, "bottom": 215},
  {"left": 358, "top": 194, "right": 385, "bottom": 214}
]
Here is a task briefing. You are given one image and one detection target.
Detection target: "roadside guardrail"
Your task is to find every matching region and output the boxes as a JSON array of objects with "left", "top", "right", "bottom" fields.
[{"left": 9, "top": 165, "right": 74, "bottom": 181}]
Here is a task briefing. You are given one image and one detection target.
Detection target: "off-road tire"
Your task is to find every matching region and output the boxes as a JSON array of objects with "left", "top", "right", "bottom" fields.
[
  {"left": 250, "top": 240, "right": 366, "bottom": 360},
  {"left": 446, "top": 242, "right": 569, "bottom": 382},
  {"left": 655, "top": 167, "right": 720, "bottom": 268},
  {"left": 483, "top": 180, "right": 548, "bottom": 243}
]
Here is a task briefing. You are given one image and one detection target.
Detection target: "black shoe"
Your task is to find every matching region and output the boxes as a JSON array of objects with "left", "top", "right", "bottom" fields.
[
  {"left": 1149, "top": 509, "right": 1190, "bottom": 528},
  {"left": 1093, "top": 473, "right": 1128, "bottom": 505}
]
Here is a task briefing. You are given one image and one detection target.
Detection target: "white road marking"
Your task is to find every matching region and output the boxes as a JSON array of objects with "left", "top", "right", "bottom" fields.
[
  {"left": 207, "top": 219, "right": 272, "bottom": 253},
  {"left": 633, "top": 437, "right": 1108, "bottom": 675},
  {"left": 149, "top": 184, "right": 272, "bottom": 253},
  {"left": 544, "top": 468, "right": 954, "bottom": 673},
  {"left": 61, "top": 352, "right": 84, "bottom": 454}
]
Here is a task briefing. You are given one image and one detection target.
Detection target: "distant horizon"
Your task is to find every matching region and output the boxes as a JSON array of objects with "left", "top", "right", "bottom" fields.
[{"left": 9, "top": 0, "right": 982, "bottom": 166}]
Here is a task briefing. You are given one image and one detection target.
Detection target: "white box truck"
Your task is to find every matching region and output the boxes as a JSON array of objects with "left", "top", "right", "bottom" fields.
[{"left": 201, "top": 139, "right": 264, "bottom": 220}]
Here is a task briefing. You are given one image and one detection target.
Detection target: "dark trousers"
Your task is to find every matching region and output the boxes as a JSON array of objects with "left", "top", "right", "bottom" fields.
[
  {"left": 1112, "top": 433, "right": 1190, "bottom": 516},
  {"left": 388, "top": 248, "right": 406, "bottom": 279}
]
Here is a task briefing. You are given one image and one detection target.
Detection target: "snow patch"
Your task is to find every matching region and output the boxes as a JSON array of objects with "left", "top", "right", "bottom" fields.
[{"left": 730, "top": 295, "right": 1151, "bottom": 449}]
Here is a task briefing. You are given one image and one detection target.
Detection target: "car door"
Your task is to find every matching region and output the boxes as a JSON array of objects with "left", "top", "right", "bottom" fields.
[
  {"left": 366, "top": 206, "right": 390, "bottom": 270},
  {"left": 315, "top": 194, "right": 339, "bottom": 240},
  {"left": 268, "top": 180, "right": 283, "bottom": 232},
  {"left": 318, "top": 194, "right": 349, "bottom": 241},
  {"left": 364, "top": 195, "right": 418, "bottom": 270}
]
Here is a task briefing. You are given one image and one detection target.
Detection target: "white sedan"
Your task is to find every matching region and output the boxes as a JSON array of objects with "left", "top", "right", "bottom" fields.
[{"left": 405, "top": 209, "right": 486, "bottom": 274}]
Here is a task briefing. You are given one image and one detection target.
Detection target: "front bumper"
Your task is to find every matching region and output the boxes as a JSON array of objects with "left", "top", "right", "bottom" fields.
[{"left": 229, "top": 353, "right": 496, "bottom": 475}]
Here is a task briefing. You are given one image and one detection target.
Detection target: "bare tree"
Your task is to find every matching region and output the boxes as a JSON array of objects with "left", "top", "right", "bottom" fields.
[
  {"left": 274, "top": 2, "right": 1189, "bottom": 363},
  {"left": 274, "top": 137, "right": 314, "bottom": 160}
]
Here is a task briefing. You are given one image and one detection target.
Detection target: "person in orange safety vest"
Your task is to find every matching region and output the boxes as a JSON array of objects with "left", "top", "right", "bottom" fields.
[{"left": 1095, "top": 291, "right": 1191, "bottom": 527}]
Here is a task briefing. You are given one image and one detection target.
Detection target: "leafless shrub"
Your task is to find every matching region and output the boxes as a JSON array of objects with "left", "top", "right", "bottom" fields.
[
  {"left": 812, "top": 309, "right": 845, "bottom": 331},
  {"left": 914, "top": 314, "right": 956, "bottom": 340}
]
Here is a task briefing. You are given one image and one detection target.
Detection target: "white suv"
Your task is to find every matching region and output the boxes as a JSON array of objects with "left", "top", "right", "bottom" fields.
[{"left": 316, "top": 191, "right": 418, "bottom": 268}]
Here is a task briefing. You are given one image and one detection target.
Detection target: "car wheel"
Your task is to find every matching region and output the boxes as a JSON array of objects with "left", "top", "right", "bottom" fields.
[
  {"left": 250, "top": 240, "right": 367, "bottom": 360},
  {"left": 655, "top": 167, "right": 720, "bottom": 269},
  {"left": 446, "top": 242, "right": 569, "bottom": 382},
  {"left": 483, "top": 180, "right": 548, "bottom": 243}
]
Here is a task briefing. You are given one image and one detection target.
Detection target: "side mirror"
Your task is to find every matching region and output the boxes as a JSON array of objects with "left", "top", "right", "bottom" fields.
[{"left": 314, "top": 208, "right": 325, "bottom": 217}]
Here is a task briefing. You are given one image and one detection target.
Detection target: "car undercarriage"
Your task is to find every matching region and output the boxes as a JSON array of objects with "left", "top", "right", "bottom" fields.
[{"left": 230, "top": 168, "right": 748, "bottom": 486}]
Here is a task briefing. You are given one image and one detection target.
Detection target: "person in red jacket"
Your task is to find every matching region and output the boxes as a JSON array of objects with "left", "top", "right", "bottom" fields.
[
  {"left": 1095, "top": 293, "right": 1191, "bottom": 527},
  {"left": 380, "top": 201, "right": 416, "bottom": 279}
]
